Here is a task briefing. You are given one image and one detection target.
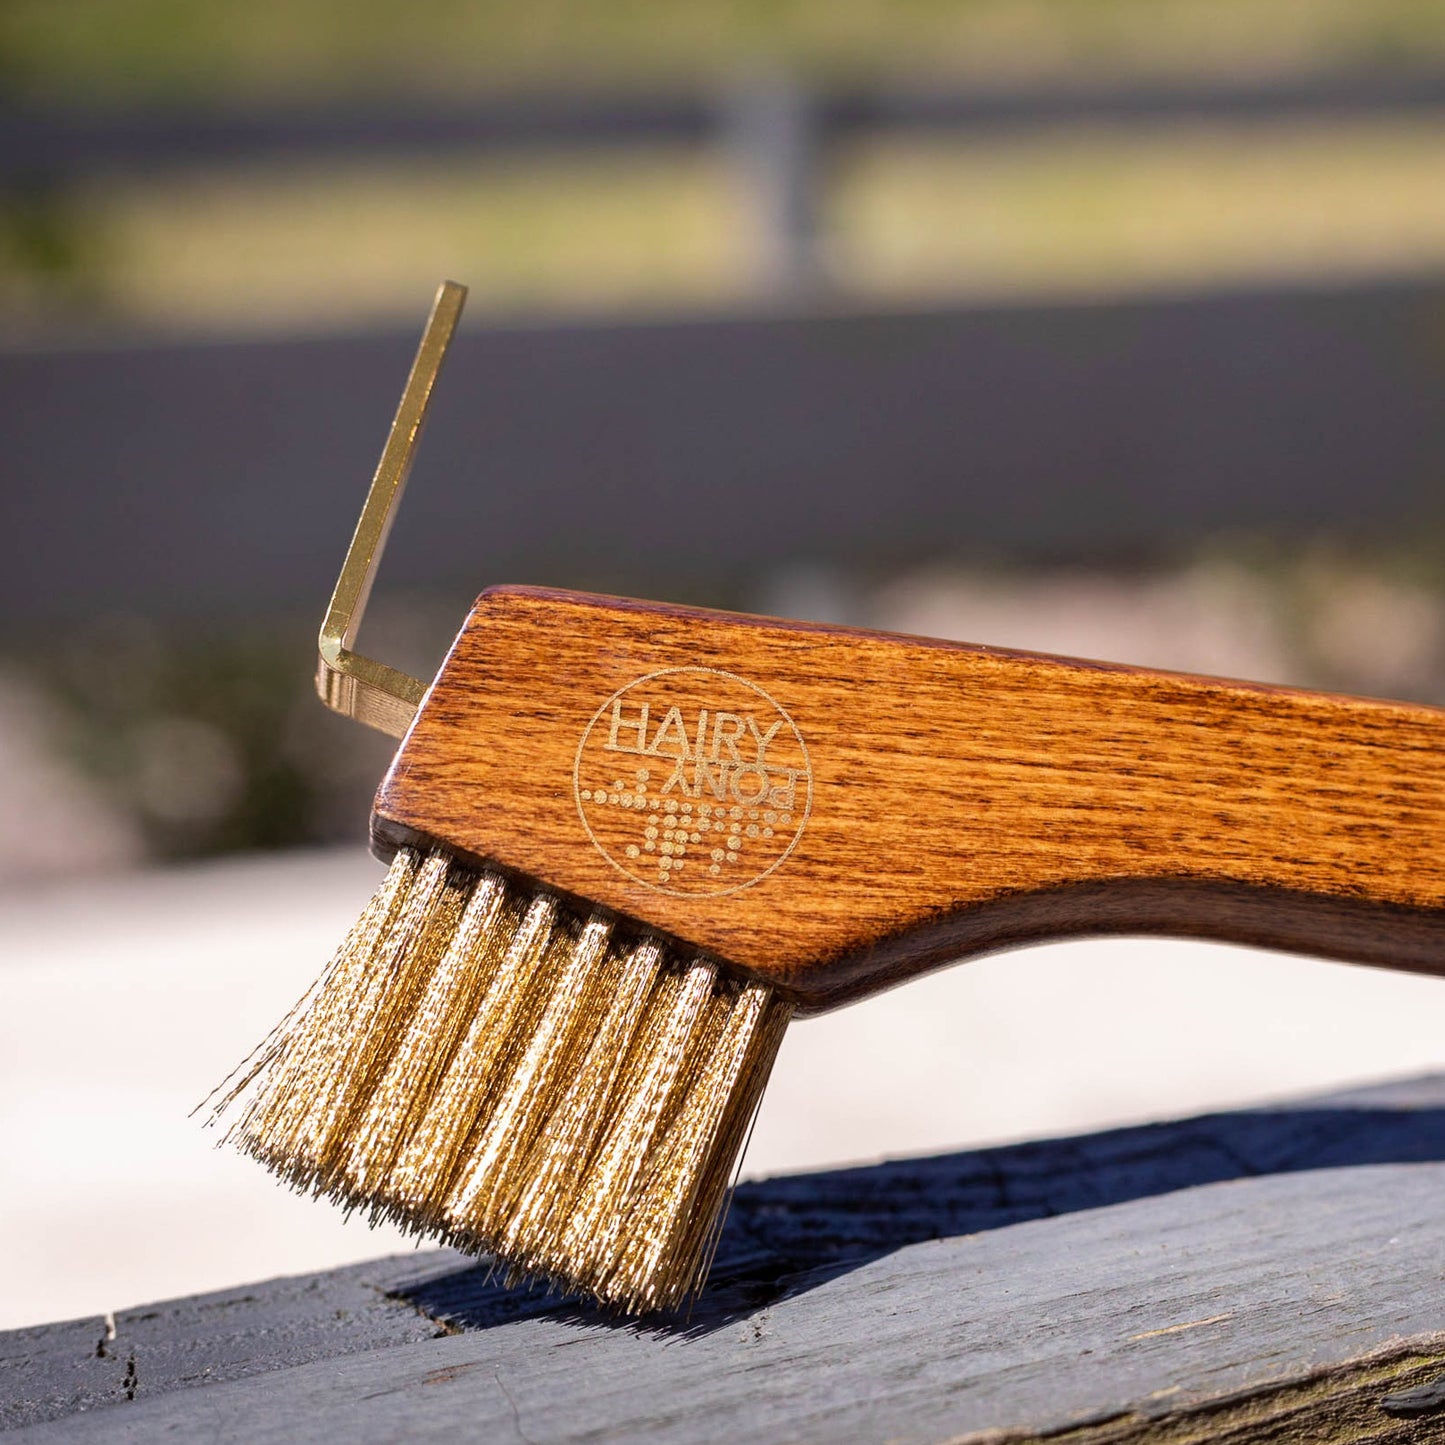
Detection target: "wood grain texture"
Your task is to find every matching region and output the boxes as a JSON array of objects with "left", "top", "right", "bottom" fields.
[
  {"left": 10, "top": 1074, "right": 1445, "bottom": 1443},
  {"left": 373, "top": 587, "right": 1445, "bottom": 1008}
]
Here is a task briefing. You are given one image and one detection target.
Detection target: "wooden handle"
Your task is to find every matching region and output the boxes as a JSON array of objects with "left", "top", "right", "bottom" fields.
[{"left": 373, "top": 586, "right": 1445, "bottom": 1011}]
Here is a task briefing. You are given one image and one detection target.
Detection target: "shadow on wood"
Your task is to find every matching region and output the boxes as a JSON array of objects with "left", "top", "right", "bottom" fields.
[{"left": 393, "top": 1079, "right": 1445, "bottom": 1335}]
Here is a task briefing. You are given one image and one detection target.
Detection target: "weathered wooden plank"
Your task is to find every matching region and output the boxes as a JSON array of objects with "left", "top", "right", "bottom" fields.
[
  {"left": 0, "top": 1257, "right": 450, "bottom": 1431},
  {"left": 6, "top": 1075, "right": 1445, "bottom": 1441}
]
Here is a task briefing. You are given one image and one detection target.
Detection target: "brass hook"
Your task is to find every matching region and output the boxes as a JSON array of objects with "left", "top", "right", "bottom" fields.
[{"left": 316, "top": 280, "right": 468, "bottom": 737}]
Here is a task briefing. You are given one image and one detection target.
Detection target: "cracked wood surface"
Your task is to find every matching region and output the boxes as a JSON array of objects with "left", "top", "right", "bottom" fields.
[{"left": 5, "top": 1075, "right": 1445, "bottom": 1442}]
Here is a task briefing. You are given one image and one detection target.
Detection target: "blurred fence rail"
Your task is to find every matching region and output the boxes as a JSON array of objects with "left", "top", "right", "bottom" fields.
[
  {"left": 3, "top": 273, "right": 1444, "bottom": 623},
  {"left": 8, "top": 70, "right": 1445, "bottom": 180}
]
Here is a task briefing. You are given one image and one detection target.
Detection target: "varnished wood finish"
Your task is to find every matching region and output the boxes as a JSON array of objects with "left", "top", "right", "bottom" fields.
[{"left": 373, "top": 587, "right": 1445, "bottom": 1009}]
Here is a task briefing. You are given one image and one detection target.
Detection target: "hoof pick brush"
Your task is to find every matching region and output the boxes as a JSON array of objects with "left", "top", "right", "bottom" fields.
[{"left": 210, "top": 281, "right": 1445, "bottom": 1316}]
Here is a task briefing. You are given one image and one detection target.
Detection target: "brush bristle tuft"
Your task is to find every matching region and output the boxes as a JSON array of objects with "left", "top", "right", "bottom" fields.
[{"left": 209, "top": 846, "right": 791, "bottom": 1314}]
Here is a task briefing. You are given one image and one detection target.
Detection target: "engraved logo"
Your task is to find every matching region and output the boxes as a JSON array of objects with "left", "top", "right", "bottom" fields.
[{"left": 574, "top": 667, "right": 812, "bottom": 897}]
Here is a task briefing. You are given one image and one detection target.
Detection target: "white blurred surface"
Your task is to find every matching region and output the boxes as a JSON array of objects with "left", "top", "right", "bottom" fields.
[{"left": 3, "top": 848, "right": 1445, "bottom": 1331}]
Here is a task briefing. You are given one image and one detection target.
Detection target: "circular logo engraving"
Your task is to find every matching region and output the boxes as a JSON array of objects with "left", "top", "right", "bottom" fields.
[{"left": 574, "top": 667, "right": 812, "bottom": 897}]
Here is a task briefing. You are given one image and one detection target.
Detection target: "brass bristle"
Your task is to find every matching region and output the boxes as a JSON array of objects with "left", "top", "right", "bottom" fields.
[{"left": 211, "top": 845, "right": 793, "bottom": 1314}]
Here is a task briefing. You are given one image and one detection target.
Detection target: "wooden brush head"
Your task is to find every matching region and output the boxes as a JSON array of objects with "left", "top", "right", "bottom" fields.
[{"left": 374, "top": 584, "right": 1445, "bottom": 1011}]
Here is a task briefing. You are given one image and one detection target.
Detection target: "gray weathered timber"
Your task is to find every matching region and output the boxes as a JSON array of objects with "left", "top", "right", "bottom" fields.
[
  {"left": 8, "top": 1165, "right": 1445, "bottom": 1443},
  {"left": 5, "top": 1075, "right": 1445, "bottom": 1441},
  {"left": 0, "top": 1255, "right": 449, "bottom": 1431}
]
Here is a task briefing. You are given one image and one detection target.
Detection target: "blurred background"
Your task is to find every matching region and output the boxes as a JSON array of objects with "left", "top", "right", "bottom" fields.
[{"left": 4, "top": 0, "right": 1445, "bottom": 1331}]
